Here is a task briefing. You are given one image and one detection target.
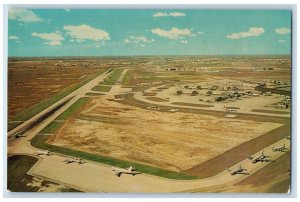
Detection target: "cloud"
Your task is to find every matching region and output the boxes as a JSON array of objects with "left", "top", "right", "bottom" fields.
[
  {"left": 153, "top": 12, "right": 185, "bottom": 17},
  {"left": 9, "top": 8, "right": 43, "bottom": 23},
  {"left": 32, "top": 32, "right": 64, "bottom": 46},
  {"left": 124, "top": 36, "right": 154, "bottom": 46},
  {"left": 151, "top": 27, "right": 194, "bottom": 40},
  {"left": 278, "top": 39, "right": 286, "bottom": 43},
  {"left": 63, "top": 24, "right": 110, "bottom": 42},
  {"left": 9, "top": 35, "right": 19, "bottom": 40},
  {"left": 275, "top": 27, "right": 291, "bottom": 35},
  {"left": 124, "top": 39, "right": 130, "bottom": 43},
  {"left": 226, "top": 27, "right": 265, "bottom": 39},
  {"left": 169, "top": 12, "right": 185, "bottom": 17},
  {"left": 180, "top": 40, "right": 188, "bottom": 44}
]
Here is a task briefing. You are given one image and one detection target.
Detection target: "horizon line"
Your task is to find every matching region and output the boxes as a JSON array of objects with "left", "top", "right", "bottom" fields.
[{"left": 8, "top": 54, "right": 291, "bottom": 58}]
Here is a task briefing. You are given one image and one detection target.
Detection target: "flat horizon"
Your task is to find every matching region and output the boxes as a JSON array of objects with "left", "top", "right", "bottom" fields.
[{"left": 8, "top": 54, "right": 291, "bottom": 59}]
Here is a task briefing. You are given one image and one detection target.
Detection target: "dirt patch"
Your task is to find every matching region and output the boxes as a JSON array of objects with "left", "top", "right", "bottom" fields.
[
  {"left": 146, "top": 97, "right": 169, "bottom": 102},
  {"left": 48, "top": 98, "right": 282, "bottom": 172}
]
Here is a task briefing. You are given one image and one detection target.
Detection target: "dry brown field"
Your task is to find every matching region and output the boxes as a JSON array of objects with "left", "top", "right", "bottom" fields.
[
  {"left": 8, "top": 60, "right": 105, "bottom": 120},
  {"left": 47, "top": 98, "right": 282, "bottom": 172}
]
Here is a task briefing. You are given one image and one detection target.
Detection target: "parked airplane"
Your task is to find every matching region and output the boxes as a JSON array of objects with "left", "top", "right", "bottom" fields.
[
  {"left": 227, "top": 165, "right": 249, "bottom": 175},
  {"left": 111, "top": 166, "right": 141, "bottom": 177},
  {"left": 64, "top": 157, "right": 84, "bottom": 164},
  {"left": 273, "top": 144, "right": 288, "bottom": 152},
  {"left": 147, "top": 106, "right": 160, "bottom": 110},
  {"left": 14, "top": 130, "right": 26, "bottom": 138},
  {"left": 168, "top": 108, "right": 178, "bottom": 112},
  {"left": 36, "top": 149, "right": 50, "bottom": 156},
  {"left": 247, "top": 151, "right": 271, "bottom": 163}
]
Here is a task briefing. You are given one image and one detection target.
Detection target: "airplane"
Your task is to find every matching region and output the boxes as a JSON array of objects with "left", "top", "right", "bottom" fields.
[
  {"left": 14, "top": 130, "right": 26, "bottom": 138},
  {"left": 247, "top": 151, "right": 271, "bottom": 163},
  {"left": 36, "top": 149, "right": 50, "bottom": 156},
  {"left": 227, "top": 164, "right": 249, "bottom": 175},
  {"left": 168, "top": 108, "right": 178, "bottom": 112},
  {"left": 147, "top": 106, "right": 160, "bottom": 110},
  {"left": 273, "top": 144, "right": 289, "bottom": 152},
  {"left": 64, "top": 157, "right": 84, "bottom": 164},
  {"left": 285, "top": 135, "right": 291, "bottom": 140},
  {"left": 111, "top": 166, "right": 141, "bottom": 177}
]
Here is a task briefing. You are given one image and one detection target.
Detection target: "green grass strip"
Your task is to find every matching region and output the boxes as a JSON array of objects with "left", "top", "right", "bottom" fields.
[
  {"left": 122, "top": 70, "right": 133, "bottom": 86},
  {"left": 55, "top": 97, "right": 89, "bottom": 121},
  {"left": 100, "top": 68, "right": 123, "bottom": 85},
  {"left": 91, "top": 85, "right": 112, "bottom": 92},
  {"left": 85, "top": 92, "right": 104, "bottom": 96},
  {"left": 39, "top": 121, "right": 64, "bottom": 134}
]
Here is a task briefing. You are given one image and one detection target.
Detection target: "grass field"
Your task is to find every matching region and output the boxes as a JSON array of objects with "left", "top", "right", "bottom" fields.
[
  {"left": 38, "top": 97, "right": 90, "bottom": 134},
  {"left": 91, "top": 85, "right": 112, "bottom": 92},
  {"left": 7, "top": 155, "right": 80, "bottom": 192},
  {"left": 55, "top": 97, "right": 90, "bottom": 120},
  {"left": 85, "top": 92, "right": 104, "bottom": 96},
  {"left": 100, "top": 68, "right": 123, "bottom": 85},
  {"left": 122, "top": 70, "right": 134, "bottom": 86},
  {"left": 39, "top": 121, "right": 64, "bottom": 134},
  {"left": 8, "top": 69, "right": 107, "bottom": 131},
  {"left": 7, "top": 155, "right": 39, "bottom": 192}
]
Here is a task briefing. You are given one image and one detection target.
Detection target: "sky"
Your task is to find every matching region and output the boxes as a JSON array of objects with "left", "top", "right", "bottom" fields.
[{"left": 8, "top": 9, "right": 292, "bottom": 57}]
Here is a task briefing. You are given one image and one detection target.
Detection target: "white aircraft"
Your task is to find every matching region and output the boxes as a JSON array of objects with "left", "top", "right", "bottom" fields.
[
  {"left": 111, "top": 166, "right": 141, "bottom": 177},
  {"left": 168, "top": 108, "right": 178, "bottom": 112},
  {"left": 273, "top": 144, "right": 288, "bottom": 152},
  {"left": 147, "top": 106, "right": 160, "bottom": 110},
  {"left": 64, "top": 157, "right": 84, "bottom": 164},
  {"left": 247, "top": 151, "right": 271, "bottom": 164},
  {"left": 36, "top": 149, "right": 50, "bottom": 156},
  {"left": 227, "top": 164, "right": 249, "bottom": 175}
]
